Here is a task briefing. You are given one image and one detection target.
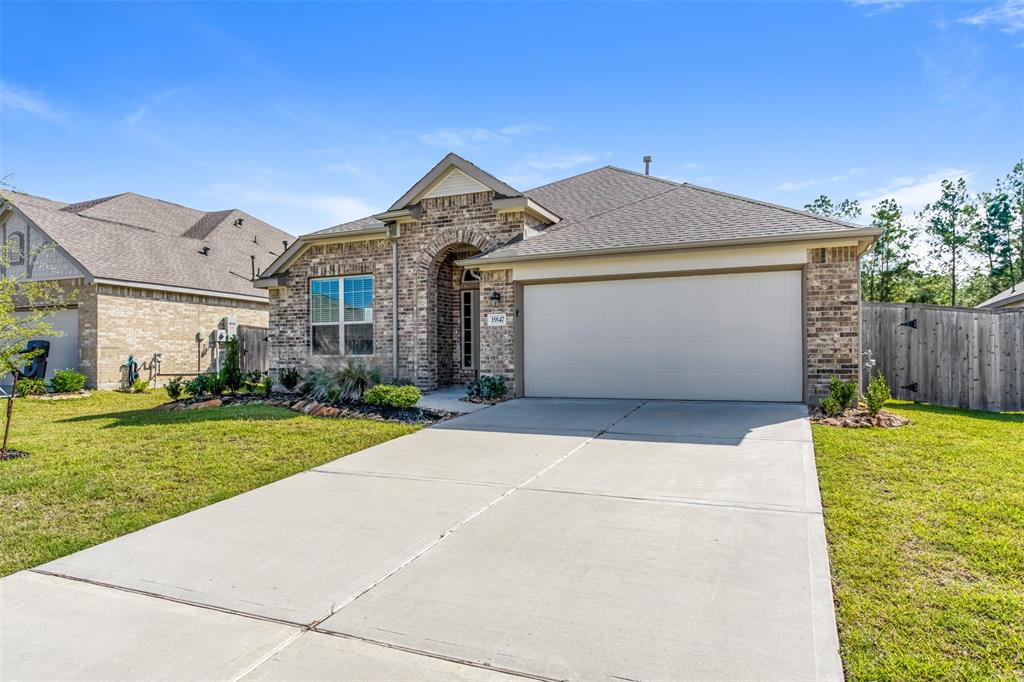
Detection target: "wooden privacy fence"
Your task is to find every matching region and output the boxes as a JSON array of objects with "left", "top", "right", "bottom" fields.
[
  {"left": 861, "top": 302, "right": 1024, "bottom": 412},
  {"left": 237, "top": 325, "right": 270, "bottom": 374}
]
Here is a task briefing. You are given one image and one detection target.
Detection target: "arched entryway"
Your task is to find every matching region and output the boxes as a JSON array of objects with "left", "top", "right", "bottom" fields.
[{"left": 415, "top": 229, "right": 497, "bottom": 390}]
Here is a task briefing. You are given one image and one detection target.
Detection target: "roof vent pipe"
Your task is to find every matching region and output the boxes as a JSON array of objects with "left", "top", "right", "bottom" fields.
[
  {"left": 643, "top": 155, "right": 652, "bottom": 176},
  {"left": 282, "top": 240, "right": 289, "bottom": 251},
  {"left": 199, "top": 246, "right": 210, "bottom": 256},
  {"left": 251, "top": 255, "right": 256, "bottom": 280}
]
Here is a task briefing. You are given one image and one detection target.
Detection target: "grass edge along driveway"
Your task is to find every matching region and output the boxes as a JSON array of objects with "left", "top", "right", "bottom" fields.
[
  {"left": 0, "top": 390, "right": 418, "bottom": 577},
  {"left": 813, "top": 401, "right": 1024, "bottom": 681}
]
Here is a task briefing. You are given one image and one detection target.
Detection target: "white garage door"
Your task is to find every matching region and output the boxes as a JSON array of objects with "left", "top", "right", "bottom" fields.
[{"left": 522, "top": 271, "right": 803, "bottom": 402}]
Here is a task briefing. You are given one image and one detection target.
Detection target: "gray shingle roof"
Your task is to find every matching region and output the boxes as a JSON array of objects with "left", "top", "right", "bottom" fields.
[
  {"left": 524, "top": 166, "right": 676, "bottom": 221},
  {"left": 2, "top": 190, "right": 293, "bottom": 299},
  {"left": 471, "top": 167, "right": 874, "bottom": 263},
  {"left": 309, "top": 214, "right": 386, "bottom": 237}
]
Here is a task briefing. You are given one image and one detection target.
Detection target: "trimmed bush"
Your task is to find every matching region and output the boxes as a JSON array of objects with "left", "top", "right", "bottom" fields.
[
  {"left": 50, "top": 369, "right": 86, "bottom": 393},
  {"left": 820, "top": 395, "right": 843, "bottom": 417},
  {"left": 15, "top": 377, "right": 46, "bottom": 397},
  {"left": 279, "top": 367, "right": 302, "bottom": 391},
  {"left": 467, "top": 375, "right": 507, "bottom": 400},
  {"left": 185, "top": 374, "right": 209, "bottom": 397},
  {"left": 164, "top": 376, "right": 185, "bottom": 400},
  {"left": 828, "top": 376, "right": 857, "bottom": 411},
  {"left": 865, "top": 372, "right": 891, "bottom": 417},
  {"left": 364, "top": 384, "right": 421, "bottom": 408},
  {"left": 129, "top": 378, "right": 150, "bottom": 393}
]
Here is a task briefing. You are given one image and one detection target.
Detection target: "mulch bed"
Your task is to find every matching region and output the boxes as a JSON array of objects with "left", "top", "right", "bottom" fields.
[
  {"left": 461, "top": 395, "right": 506, "bottom": 405},
  {"left": 26, "top": 390, "right": 91, "bottom": 401},
  {"left": 155, "top": 392, "right": 455, "bottom": 426},
  {"left": 0, "top": 449, "right": 30, "bottom": 460},
  {"left": 811, "top": 406, "right": 910, "bottom": 428}
]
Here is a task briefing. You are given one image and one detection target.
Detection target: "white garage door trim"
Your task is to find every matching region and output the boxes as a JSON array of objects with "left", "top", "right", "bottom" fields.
[{"left": 521, "top": 270, "right": 804, "bottom": 402}]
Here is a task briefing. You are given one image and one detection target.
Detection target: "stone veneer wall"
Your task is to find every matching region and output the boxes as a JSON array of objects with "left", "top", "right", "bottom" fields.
[
  {"left": 92, "top": 285, "right": 267, "bottom": 388},
  {"left": 267, "top": 190, "right": 527, "bottom": 391},
  {"left": 804, "top": 245, "right": 862, "bottom": 403}
]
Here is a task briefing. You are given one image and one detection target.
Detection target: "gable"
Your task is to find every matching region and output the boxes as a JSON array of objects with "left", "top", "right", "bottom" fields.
[{"left": 420, "top": 168, "right": 491, "bottom": 200}]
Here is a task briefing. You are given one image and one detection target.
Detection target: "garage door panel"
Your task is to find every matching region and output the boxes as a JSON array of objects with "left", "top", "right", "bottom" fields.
[{"left": 523, "top": 271, "right": 803, "bottom": 402}]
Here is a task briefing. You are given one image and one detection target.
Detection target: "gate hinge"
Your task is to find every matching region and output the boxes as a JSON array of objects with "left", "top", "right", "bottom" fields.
[
  {"left": 900, "top": 319, "right": 917, "bottom": 329},
  {"left": 900, "top": 382, "right": 918, "bottom": 393}
]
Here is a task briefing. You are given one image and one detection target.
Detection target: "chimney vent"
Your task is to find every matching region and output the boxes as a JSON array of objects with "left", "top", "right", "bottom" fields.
[{"left": 643, "top": 155, "right": 652, "bottom": 176}]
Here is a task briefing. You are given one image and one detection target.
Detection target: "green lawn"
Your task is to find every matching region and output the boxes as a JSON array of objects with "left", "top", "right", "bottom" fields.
[
  {"left": 0, "top": 390, "right": 418, "bottom": 577},
  {"left": 813, "top": 401, "right": 1024, "bottom": 681}
]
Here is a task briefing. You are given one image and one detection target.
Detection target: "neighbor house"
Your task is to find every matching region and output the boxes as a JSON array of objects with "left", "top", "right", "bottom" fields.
[
  {"left": 0, "top": 190, "right": 292, "bottom": 388},
  {"left": 256, "top": 154, "right": 880, "bottom": 404},
  {"left": 977, "top": 281, "right": 1024, "bottom": 310}
]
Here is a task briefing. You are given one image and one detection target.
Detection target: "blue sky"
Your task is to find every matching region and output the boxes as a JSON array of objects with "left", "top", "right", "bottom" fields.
[{"left": 1, "top": 1, "right": 1022, "bottom": 237}]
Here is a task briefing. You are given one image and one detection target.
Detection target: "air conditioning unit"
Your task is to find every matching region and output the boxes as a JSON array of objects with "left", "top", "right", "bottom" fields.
[{"left": 213, "top": 329, "right": 227, "bottom": 343}]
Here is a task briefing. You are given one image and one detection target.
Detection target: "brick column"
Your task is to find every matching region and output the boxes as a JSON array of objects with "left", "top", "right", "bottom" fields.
[
  {"left": 479, "top": 269, "right": 516, "bottom": 393},
  {"left": 805, "top": 246, "right": 861, "bottom": 404}
]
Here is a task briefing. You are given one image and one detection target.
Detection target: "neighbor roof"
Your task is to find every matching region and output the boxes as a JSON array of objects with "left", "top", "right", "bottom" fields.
[
  {"left": 977, "top": 281, "right": 1024, "bottom": 309},
  {"left": 1, "top": 189, "right": 293, "bottom": 300},
  {"left": 469, "top": 167, "right": 879, "bottom": 264}
]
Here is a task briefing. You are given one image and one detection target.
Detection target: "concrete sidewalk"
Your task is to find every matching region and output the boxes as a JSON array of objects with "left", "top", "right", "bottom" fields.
[{"left": 1, "top": 399, "right": 842, "bottom": 681}]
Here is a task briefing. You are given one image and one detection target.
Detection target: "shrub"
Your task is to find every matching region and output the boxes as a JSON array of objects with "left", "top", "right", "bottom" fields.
[
  {"left": 15, "top": 377, "right": 46, "bottom": 397},
  {"left": 207, "top": 373, "right": 226, "bottom": 396},
  {"left": 467, "top": 375, "right": 507, "bottom": 400},
  {"left": 828, "top": 376, "right": 857, "bottom": 411},
  {"left": 364, "top": 384, "right": 421, "bottom": 408},
  {"left": 129, "top": 378, "right": 149, "bottom": 393},
  {"left": 302, "top": 361, "right": 380, "bottom": 403},
  {"left": 50, "top": 368, "right": 86, "bottom": 393},
  {"left": 185, "top": 374, "right": 209, "bottom": 397},
  {"left": 279, "top": 367, "right": 302, "bottom": 391},
  {"left": 164, "top": 375, "right": 185, "bottom": 400},
  {"left": 865, "top": 372, "right": 891, "bottom": 417},
  {"left": 241, "top": 369, "right": 263, "bottom": 393},
  {"left": 260, "top": 373, "right": 274, "bottom": 396},
  {"left": 220, "top": 337, "right": 242, "bottom": 391},
  {"left": 820, "top": 395, "right": 843, "bottom": 417}
]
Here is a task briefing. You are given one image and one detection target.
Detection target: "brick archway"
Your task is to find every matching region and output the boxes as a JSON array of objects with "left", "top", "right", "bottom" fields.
[
  {"left": 416, "top": 228, "right": 498, "bottom": 276},
  {"left": 413, "top": 231, "right": 494, "bottom": 390}
]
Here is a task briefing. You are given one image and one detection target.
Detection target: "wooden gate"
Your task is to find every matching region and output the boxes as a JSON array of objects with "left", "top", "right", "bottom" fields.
[
  {"left": 237, "top": 325, "right": 269, "bottom": 374},
  {"left": 861, "top": 302, "right": 1024, "bottom": 412}
]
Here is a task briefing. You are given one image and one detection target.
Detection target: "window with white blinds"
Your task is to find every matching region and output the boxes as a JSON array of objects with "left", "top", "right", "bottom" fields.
[{"left": 310, "top": 276, "right": 373, "bottom": 355}]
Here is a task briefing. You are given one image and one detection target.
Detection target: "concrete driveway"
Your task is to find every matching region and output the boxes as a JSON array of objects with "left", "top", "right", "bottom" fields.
[{"left": 0, "top": 399, "right": 841, "bottom": 681}]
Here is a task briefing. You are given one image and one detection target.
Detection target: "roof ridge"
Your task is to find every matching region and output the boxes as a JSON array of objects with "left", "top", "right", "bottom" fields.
[
  {"left": 680, "top": 182, "right": 865, "bottom": 230},
  {"left": 523, "top": 166, "right": 612, "bottom": 193},
  {"left": 60, "top": 193, "right": 128, "bottom": 214},
  {"left": 602, "top": 165, "right": 680, "bottom": 186}
]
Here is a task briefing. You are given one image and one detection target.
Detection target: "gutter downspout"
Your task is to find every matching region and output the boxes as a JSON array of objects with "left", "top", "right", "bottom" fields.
[{"left": 390, "top": 232, "right": 399, "bottom": 382}]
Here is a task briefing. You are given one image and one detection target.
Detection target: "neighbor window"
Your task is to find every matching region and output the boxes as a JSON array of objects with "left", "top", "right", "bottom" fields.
[
  {"left": 7, "top": 232, "right": 24, "bottom": 265},
  {"left": 310, "top": 275, "right": 373, "bottom": 355}
]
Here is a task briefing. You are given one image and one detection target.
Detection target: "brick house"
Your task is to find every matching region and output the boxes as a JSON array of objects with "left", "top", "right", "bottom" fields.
[
  {"left": 257, "top": 154, "right": 879, "bottom": 404},
  {"left": 0, "top": 190, "right": 292, "bottom": 388}
]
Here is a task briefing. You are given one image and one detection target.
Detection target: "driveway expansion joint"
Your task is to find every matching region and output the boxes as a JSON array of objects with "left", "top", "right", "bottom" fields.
[
  {"left": 523, "top": 485, "right": 824, "bottom": 516},
  {"left": 308, "top": 400, "right": 649, "bottom": 628}
]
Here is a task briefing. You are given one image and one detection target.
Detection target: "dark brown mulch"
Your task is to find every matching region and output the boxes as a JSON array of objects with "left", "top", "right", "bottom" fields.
[
  {"left": 1, "top": 449, "right": 30, "bottom": 460},
  {"left": 461, "top": 395, "right": 506, "bottom": 405},
  {"left": 156, "top": 392, "right": 455, "bottom": 426},
  {"left": 810, "top": 406, "right": 910, "bottom": 428}
]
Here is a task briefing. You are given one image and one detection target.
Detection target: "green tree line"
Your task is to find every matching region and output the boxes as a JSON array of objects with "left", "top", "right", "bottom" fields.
[{"left": 804, "top": 160, "right": 1024, "bottom": 308}]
